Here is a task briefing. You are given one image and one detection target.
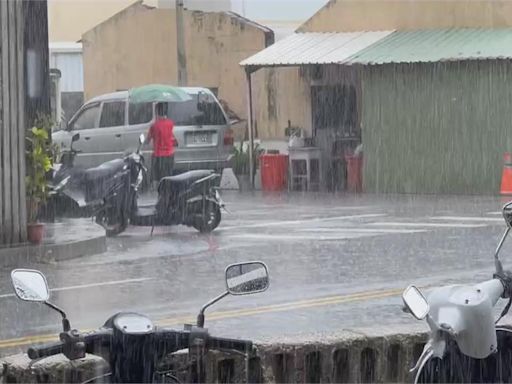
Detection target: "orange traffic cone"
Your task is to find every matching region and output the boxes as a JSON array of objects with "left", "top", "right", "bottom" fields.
[{"left": 500, "top": 153, "right": 512, "bottom": 195}]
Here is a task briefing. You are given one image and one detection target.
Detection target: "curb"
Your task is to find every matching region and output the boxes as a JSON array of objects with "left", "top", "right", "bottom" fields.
[{"left": 0, "top": 235, "right": 106, "bottom": 267}]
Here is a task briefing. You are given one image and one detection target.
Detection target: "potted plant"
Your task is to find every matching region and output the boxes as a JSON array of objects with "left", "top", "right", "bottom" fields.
[
  {"left": 232, "top": 141, "right": 262, "bottom": 191},
  {"left": 25, "top": 126, "right": 53, "bottom": 244}
]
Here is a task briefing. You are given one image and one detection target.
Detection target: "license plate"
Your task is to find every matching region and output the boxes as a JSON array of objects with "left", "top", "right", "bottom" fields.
[{"left": 187, "top": 132, "right": 212, "bottom": 145}]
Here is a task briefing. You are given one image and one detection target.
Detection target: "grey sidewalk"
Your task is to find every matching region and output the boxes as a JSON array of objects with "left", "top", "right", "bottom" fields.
[{"left": 0, "top": 219, "right": 106, "bottom": 267}]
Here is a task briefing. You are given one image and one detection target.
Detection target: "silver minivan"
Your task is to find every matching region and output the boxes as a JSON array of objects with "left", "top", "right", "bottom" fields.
[{"left": 52, "top": 87, "right": 234, "bottom": 172}]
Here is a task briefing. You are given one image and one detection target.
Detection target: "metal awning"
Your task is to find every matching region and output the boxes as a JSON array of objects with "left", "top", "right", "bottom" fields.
[
  {"left": 345, "top": 28, "right": 512, "bottom": 65},
  {"left": 240, "top": 31, "right": 394, "bottom": 69},
  {"left": 239, "top": 31, "right": 392, "bottom": 189}
]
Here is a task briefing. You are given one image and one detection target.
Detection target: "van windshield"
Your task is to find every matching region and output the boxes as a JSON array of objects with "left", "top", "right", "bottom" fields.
[{"left": 128, "top": 99, "right": 227, "bottom": 126}]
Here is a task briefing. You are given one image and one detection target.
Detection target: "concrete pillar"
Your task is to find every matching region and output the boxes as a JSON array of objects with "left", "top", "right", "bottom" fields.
[{"left": 0, "top": 0, "right": 49, "bottom": 245}]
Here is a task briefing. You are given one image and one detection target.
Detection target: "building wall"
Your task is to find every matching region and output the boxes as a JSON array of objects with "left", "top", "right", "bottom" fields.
[
  {"left": 299, "top": 0, "right": 512, "bottom": 32},
  {"left": 82, "top": 3, "right": 272, "bottom": 131},
  {"left": 157, "top": 0, "right": 231, "bottom": 11},
  {"left": 251, "top": 68, "right": 311, "bottom": 140},
  {"left": 360, "top": 60, "right": 512, "bottom": 194}
]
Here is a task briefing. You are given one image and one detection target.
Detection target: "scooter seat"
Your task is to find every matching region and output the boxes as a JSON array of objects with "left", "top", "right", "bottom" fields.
[
  {"left": 84, "top": 159, "right": 126, "bottom": 182},
  {"left": 163, "top": 170, "right": 213, "bottom": 184},
  {"left": 159, "top": 170, "right": 214, "bottom": 191}
]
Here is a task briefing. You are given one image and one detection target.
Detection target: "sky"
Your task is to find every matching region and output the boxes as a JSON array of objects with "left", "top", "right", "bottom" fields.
[{"left": 230, "top": 0, "right": 329, "bottom": 21}]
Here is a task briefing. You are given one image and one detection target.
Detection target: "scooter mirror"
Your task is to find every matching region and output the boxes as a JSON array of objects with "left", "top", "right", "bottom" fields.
[
  {"left": 139, "top": 134, "right": 145, "bottom": 145},
  {"left": 72, "top": 133, "right": 80, "bottom": 142},
  {"left": 225, "top": 261, "right": 269, "bottom": 295},
  {"left": 503, "top": 201, "right": 512, "bottom": 228},
  {"left": 11, "top": 269, "right": 50, "bottom": 302},
  {"left": 402, "top": 285, "right": 429, "bottom": 320}
]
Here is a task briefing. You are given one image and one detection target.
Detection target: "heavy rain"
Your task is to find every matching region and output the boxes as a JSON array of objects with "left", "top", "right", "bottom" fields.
[{"left": 3, "top": 0, "right": 512, "bottom": 383}]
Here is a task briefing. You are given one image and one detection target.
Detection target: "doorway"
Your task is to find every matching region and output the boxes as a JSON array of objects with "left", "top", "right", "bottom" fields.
[{"left": 311, "top": 84, "right": 360, "bottom": 191}]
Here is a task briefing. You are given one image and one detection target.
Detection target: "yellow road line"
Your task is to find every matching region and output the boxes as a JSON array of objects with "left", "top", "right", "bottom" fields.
[{"left": 0, "top": 287, "right": 404, "bottom": 350}]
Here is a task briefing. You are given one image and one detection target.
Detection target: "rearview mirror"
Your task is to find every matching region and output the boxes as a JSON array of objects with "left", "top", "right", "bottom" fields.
[
  {"left": 72, "top": 133, "right": 80, "bottom": 142},
  {"left": 59, "top": 119, "right": 68, "bottom": 131},
  {"left": 139, "top": 134, "right": 145, "bottom": 145},
  {"left": 11, "top": 269, "right": 50, "bottom": 302},
  {"left": 225, "top": 261, "right": 269, "bottom": 295},
  {"left": 503, "top": 201, "right": 512, "bottom": 228},
  {"left": 402, "top": 285, "right": 429, "bottom": 320}
]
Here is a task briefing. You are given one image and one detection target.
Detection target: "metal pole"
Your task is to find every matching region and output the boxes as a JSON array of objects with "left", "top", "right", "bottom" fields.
[
  {"left": 246, "top": 70, "right": 254, "bottom": 189},
  {"left": 175, "top": 0, "right": 187, "bottom": 86}
]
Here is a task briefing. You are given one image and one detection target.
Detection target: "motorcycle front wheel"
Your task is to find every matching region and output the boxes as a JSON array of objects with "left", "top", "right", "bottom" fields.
[{"left": 416, "top": 329, "right": 512, "bottom": 383}]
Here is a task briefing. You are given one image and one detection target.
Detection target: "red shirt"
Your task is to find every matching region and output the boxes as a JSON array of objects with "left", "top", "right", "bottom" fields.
[{"left": 148, "top": 117, "right": 175, "bottom": 157}]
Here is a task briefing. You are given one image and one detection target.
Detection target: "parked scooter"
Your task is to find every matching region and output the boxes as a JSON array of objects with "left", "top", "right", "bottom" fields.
[
  {"left": 44, "top": 133, "right": 225, "bottom": 236},
  {"left": 93, "top": 134, "right": 225, "bottom": 236},
  {"left": 10, "top": 261, "right": 269, "bottom": 383},
  {"left": 403, "top": 201, "right": 512, "bottom": 383}
]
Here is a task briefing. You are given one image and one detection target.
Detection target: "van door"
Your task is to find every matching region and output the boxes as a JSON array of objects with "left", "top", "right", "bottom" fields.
[
  {"left": 71, "top": 100, "right": 127, "bottom": 168},
  {"left": 67, "top": 102, "right": 100, "bottom": 168},
  {"left": 124, "top": 102, "right": 154, "bottom": 157}
]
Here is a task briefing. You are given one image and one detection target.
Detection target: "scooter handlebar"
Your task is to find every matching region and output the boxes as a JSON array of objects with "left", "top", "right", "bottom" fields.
[
  {"left": 27, "top": 341, "right": 64, "bottom": 359},
  {"left": 26, "top": 329, "right": 252, "bottom": 360},
  {"left": 27, "top": 329, "right": 112, "bottom": 360}
]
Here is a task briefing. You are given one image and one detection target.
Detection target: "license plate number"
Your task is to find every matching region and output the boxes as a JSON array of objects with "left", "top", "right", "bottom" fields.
[{"left": 189, "top": 132, "right": 211, "bottom": 144}]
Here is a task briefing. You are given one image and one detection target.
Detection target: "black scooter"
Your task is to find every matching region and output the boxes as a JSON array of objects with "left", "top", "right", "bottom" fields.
[
  {"left": 10, "top": 261, "right": 270, "bottom": 383},
  {"left": 93, "top": 134, "right": 225, "bottom": 236}
]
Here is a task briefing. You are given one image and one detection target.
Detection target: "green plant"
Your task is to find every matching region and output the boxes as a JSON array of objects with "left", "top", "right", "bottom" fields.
[
  {"left": 26, "top": 126, "right": 53, "bottom": 223},
  {"left": 232, "top": 141, "right": 262, "bottom": 176}
]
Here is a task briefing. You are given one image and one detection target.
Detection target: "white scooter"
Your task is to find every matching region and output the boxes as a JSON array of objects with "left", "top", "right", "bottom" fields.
[{"left": 403, "top": 201, "right": 512, "bottom": 383}]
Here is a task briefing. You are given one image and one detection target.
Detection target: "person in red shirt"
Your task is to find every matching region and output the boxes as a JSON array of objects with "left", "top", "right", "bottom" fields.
[{"left": 147, "top": 102, "right": 176, "bottom": 186}]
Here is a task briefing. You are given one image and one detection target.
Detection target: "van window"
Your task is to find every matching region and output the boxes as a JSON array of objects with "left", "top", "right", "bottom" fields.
[
  {"left": 69, "top": 103, "right": 100, "bottom": 131},
  {"left": 168, "top": 100, "right": 226, "bottom": 126},
  {"left": 100, "top": 101, "right": 126, "bottom": 127},
  {"left": 129, "top": 103, "right": 153, "bottom": 125}
]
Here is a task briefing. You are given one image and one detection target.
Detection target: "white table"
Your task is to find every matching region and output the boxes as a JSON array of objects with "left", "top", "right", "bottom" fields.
[{"left": 288, "top": 147, "right": 323, "bottom": 191}]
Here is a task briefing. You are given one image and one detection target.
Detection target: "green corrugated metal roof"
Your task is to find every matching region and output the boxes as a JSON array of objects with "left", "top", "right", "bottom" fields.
[{"left": 346, "top": 28, "right": 512, "bottom": 65}]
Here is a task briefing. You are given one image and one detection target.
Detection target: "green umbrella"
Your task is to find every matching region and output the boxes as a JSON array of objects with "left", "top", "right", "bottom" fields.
[{"left": 128, "top": 84, "right": 192, "bottom": 103}]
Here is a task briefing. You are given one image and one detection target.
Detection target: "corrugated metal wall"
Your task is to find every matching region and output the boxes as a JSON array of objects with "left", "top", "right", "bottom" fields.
[
  {"left": 0, "top": 0, "right": 27, "bottom": 244},
  {"left": 361, "top": 60, "right": 512, "bottom": 194}
]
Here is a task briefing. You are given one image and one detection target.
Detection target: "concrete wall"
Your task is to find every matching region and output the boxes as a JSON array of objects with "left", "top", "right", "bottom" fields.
[
  {"left": 157, "top": 0, "right": 231, "bottom": 11},
  {"left": 252, "top": 67, "right": 311, "bottom": 140},
  {"left": 0, "top": 327, "right": 429, "bottom": 383},
  {"left": 360, "top": 60, "right": 512, "bottom": 195},
  {"left": 299, "top": 0, "right": 512, "bottom": 33},
  {"left": 81, "top": 3, "right": 272, "bottom": 131}
]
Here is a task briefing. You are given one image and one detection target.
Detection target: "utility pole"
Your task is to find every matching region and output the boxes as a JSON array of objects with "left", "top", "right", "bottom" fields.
[{"left": 175, "top": 0, "right": 187, "bottom": 86}]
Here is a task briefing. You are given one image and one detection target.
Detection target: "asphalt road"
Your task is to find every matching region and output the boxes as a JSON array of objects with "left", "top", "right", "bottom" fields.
[{"left": 1, "top": 192, "right": 512, "bottom": 356}]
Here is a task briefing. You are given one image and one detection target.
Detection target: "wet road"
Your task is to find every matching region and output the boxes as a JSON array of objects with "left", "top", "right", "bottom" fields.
[{"left": 1, "top": 192, "right": 512, "bottom": 356}]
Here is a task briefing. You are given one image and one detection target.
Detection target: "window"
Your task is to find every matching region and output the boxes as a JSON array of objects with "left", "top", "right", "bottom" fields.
[
  {"left": 129, "top": 103, "right": 153, "bottom": 125},
  {"left": 69, "top": 103, "right": 100, "bottom": 131},
  {"left": 168, "top": 100, "right": 226, "bottom": 126},
  {"left": 99, "top": 101, "right": 126, "bottom": 127},
  {"left": 311, "top": 85, "right": 357, "bottom": 135}
]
